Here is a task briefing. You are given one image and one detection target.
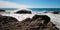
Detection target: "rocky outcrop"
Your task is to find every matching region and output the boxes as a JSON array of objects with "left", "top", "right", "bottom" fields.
[
  {"left": 51, "top": 11, "right": 59, "bottom": 14},
  {"left": 0, "top": 15, "right": 18, "bottom": 24},
  {"left": 16, "top": 10, "right": 32, "bottom": 14},
  {"left": 0, "top": 15, "right": 59, "bottom": 30},
  {"left": 17, "top": 15, "right": 59, "bottom": 30},
  {"left": 32, "top": 15, "right": 50, "bottom": 25},
  {"left": 0, "top": 9, "right": 5, "bottom": 12}
]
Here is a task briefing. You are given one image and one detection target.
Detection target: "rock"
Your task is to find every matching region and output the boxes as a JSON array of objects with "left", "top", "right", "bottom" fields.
[
  {"left": 16, "top": 10, "right": 32, "bottom": 14},
  {"left": 0, "top": 15, "right": 18, "bottom": 24},
  {"left": 32, "top": 15, "right": 50, "bottom": 25},
  {"left": 0, "top": 15, "right": 59, "bottom": 30},
  {"left": 0, "top": 9, "right": 5, "bottom": 12},
  {"left": 51, "top": 11, "right": 59, "bottom": 14},
  {"left": 14, "top": 15, "right": 58, "bottom": 30}
]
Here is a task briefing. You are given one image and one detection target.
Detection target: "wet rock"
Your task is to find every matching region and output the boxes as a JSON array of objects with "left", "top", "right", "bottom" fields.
[
  {"left": 32, "top": 15, "right": 50, "bottom": 25},
  {"left": 0, "top": 9, "right": 5, "bottom": 12},
  {"left": 0, "top": 15, "right": 18, "bottom": 24},
  {"left": 51, "top": 11, "right": 59, "bottom": 14},
  {"left": 0, "top": 15, "right": 59, "bottom": 30},
  {"left": 15, "top": 15, "right": 59, "bottom": 30},
  {"left": 16, "top": 10, "right": 32, "bottom": 14}
]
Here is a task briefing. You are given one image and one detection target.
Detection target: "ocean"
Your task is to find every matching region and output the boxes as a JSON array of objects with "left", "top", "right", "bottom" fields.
[
  {"left": 0, "top": 8, "right": 60, "bottom": 14},
  {"left": 0, "top": 8, "right": 60, "bottom": 12},
  {"left": 29, "top": 8, "right": 60, "bottom": 12}
]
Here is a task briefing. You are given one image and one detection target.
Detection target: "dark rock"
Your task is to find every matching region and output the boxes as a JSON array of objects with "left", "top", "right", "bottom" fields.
[
  {"left": 0, "top": 15, "right": 18, "bottom": 24},
  {"left": 16, "top": 10, "right": 32, "bottom": 14},
  {"left": 32, "top": 15, "right": 50, "bottom": 25},
  {"left": 0, "top": 9, "right": 5, "bottom": 12},
  {"left": 0, "top": 15, "right": 59, "bottom": 30},
  {"left": 51, "top": 11, "right": 59, "bottom": 14},
  {"left": 15, "top": 15, "right": 58, "bottom": 30}
]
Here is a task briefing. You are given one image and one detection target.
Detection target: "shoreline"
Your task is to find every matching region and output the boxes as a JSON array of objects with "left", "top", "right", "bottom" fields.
[
  {"left": 1, "top": 12, "right": 60, "bottom": 29},
  {"left": 0, "top": 13, "right": 60, "bottom": 30}
]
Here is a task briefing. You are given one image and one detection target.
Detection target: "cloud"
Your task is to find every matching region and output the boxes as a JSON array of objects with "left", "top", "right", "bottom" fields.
[{"left": 0, "top": 1, "right": 29, "bottom": 8}]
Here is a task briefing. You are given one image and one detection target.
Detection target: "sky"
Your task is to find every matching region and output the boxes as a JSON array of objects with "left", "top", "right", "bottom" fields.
[{"left": 0, "top": 0, "right": 60, "bottom": 8}]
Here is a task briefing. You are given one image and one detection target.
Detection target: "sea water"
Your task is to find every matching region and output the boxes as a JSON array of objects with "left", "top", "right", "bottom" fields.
[
  {"left": 0, "top": 8, "right": 60, "bottom": 14},
  {"left": 0, "top": 8, "right": 60, "bottom": 13}
]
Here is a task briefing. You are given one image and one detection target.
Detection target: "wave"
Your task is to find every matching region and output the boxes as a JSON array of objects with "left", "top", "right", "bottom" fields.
[
  {"left": 1, "top": 8, "right": 60, "bottom": 14},
  {"left": 46, "top": 13, "right": 60, "bottom": 29},
  {"left": 0, "top": 8, "right": 60, "bottom": 29}
]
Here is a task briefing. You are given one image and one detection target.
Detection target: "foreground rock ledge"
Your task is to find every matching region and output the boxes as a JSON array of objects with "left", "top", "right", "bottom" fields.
[{"left": 0, "top": 15, "right": 59, "bottom": 30}]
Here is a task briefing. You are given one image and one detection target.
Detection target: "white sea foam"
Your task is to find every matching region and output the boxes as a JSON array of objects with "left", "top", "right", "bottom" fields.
[
  {"left": 0, "top": 8, "right": 60, "bottom": 29},
  {"left": 1, "top": 14, "right": 35, "bottom": 21},
  {"left": 46, "top": 13, "right": 60, "bottom": 29}
]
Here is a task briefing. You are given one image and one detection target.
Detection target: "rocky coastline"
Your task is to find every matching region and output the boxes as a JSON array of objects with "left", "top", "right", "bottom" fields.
[{"left": 0, "top": 14, "right": 59, "bottom": 30}]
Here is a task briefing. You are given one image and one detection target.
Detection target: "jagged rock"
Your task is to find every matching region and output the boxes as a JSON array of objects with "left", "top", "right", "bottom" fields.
[
  {"left": 0, "top": 15, "right": 18, "bottom": 24},
  {"left": 15, "top": 15, "right": 59, "bottom": 30},
  {"left": 16, "top": 10, "right": 32, "bottom": 14},
  {"left": 32, "top": 15, "right": 50, "bottom": 25},
  {"left": 0, "top": 15, "right": 59, "bottom": 30}
]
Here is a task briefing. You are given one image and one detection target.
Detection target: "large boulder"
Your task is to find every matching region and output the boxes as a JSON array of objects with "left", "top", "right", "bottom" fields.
[
  {"left": 32, "top": 15, "right": 50, "bottom": 25},
  {"left": 0, "top": 15, "right": 18, "bottom": 24},
  {"left": 16, "top": 10, "right": 32, "bottom": 14}
]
